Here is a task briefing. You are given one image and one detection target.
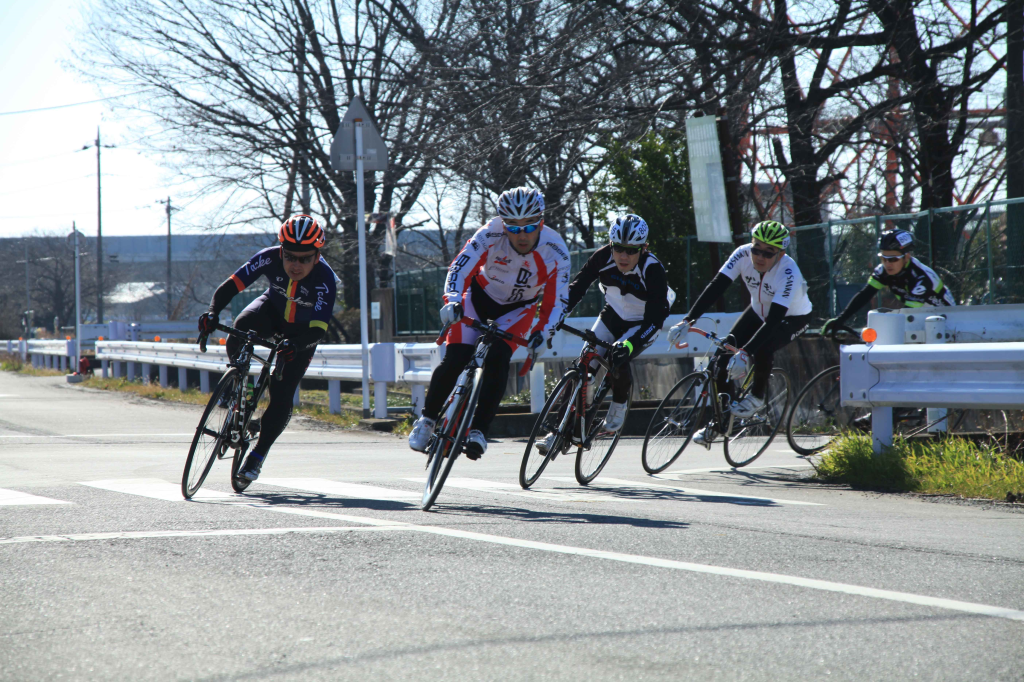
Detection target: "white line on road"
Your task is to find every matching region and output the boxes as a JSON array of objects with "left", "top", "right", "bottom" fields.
[
  {"left": 403, "top": 477, "right": 635, "bottom": 503},
  {"left": 258, "top": 478, "right": 420, "bottom": 501},
  {"left": 543, "top": 476, "right": 822, "bottom": 506},
  {"left": 662, "top": 464, "right": 814, "bottom": 476},
  {"left": 0, "top": 526, "right": 402, "bottom": 545},
  {"left": 80, "top": 479, "right": 237, "bottom": 502},
  {"left": 0, "top": 488, "right": 71, "bottom": 506}
]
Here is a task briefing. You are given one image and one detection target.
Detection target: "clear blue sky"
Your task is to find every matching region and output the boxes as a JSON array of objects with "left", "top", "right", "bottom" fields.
[{"left": 0, "top": 0, "right": 214, "bottom": 239}]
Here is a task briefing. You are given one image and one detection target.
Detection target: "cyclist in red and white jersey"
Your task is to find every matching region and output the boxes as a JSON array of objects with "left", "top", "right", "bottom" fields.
[{"left": 407, "top": 187, "right": 571, "bottom": 459}]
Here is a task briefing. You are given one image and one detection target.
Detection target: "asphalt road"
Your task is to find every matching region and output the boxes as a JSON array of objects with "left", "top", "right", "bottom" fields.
[{"left": 1, "top": 371, "right": 1022, "bottom": 681}]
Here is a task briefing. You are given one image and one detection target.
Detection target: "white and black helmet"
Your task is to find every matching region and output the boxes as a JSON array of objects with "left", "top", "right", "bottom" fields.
[
  {"left": 497, "top": 186, "right": 545, "bottom": 221},
  {"left": 609, "top": 214, "right": 649, "bottom": 247}
]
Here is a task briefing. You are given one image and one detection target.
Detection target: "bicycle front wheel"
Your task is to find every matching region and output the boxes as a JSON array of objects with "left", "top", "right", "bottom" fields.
[
  {"left": 422, "top": 367, "right": 483, "bottom": 511},
  {"left": 575, "top": 378, "right": 631, "bottom": 485},
  {"left": 786, "top": 366, "right": 868, "bottom": 456},
  {"left": 641, "top": 371, "right": 711, "bottom": 474},
  {"left": 182, "top": 369, "right": 241, "bottom": 499},
  {"left": 520, "top": 370, "right": 578, "bottom": 489},
  {"left": 724, "top": 369, "right": 791, "bottom": 468}
]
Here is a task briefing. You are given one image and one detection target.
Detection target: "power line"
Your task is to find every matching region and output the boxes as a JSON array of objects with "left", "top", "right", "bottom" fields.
[{"left": 0, "top": 91, "right": 149, "bottom": 117}]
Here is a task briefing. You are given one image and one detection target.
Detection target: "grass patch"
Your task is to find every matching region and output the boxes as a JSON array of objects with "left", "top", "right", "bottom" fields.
[
  {"left": 813, "top": 433, "right": 1024, "bottom": 500},
  {"left": 81, "top": 376, "right": 211, "bottom": 406}
]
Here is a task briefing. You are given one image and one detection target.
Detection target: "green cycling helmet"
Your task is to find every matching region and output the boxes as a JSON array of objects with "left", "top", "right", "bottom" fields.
[{"left": 751, "top": 220, "right": 790, "bottom": 249}]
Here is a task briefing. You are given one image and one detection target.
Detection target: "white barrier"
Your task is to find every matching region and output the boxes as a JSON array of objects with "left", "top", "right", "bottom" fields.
[
  {"left": 26, "top": 339, "right": 77, "bottom": 372},
  {"left": 2, "top": 339, "right": 28, "bottom": 361},
  {"left": 841, "top": 312, "right": 1024, "bottom": 452},
  {"left": 896, "top": 303, "right": 1024, "bottom": 343}
]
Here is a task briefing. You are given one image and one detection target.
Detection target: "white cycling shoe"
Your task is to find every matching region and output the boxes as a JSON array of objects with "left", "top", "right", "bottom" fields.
[
  {"left": 692, "top": 425, "right": 714, "bottom": 449},
  {"left": 465, "top": 429, "right": 487, "bottom": 460},
  {"left": 408, "top": 416, "right": 435, "bottom": 452},
  {"left": 537, "top": 432, "right": 558, "bottom": 456},
  {"left": 602, "top": 401, "right": 628, "bottom": 433},
  {"left": 730, "top": 394, "right": 765, "bottom": 418}
]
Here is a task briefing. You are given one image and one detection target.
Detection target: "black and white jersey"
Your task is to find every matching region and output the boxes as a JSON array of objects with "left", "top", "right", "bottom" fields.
[
  {"left": 867, "top": 257, "right": 956, "bottom": 308},
  {"left": 567, "top": 245, "right": 674, "bottom": 348}
]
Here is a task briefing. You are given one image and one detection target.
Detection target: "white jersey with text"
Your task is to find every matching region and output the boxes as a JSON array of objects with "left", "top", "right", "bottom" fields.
[
  {"left": 720, "top": 244, "right": 813, "bottom": 320},
  {"left": 443, "top": 219, "right": 572, "bottom": 336}
]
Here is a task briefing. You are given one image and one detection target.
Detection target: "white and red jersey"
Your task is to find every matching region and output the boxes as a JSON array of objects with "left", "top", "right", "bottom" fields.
[{"left": 443, "top": 218, "right": 571, "bottom": 336}]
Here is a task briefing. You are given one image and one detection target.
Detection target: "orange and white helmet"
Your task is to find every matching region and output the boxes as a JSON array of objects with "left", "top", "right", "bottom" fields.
[{"left": 279, "top": 214, "right": 325, "bottom": 250}]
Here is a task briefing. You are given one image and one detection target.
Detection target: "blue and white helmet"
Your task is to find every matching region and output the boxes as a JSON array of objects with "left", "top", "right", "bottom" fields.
[
  {"left": 497, "top": 187, "right": 545, "bottom": 221},
  {"left": 609, "top": 214, "right": 649, "bottom": 247}
]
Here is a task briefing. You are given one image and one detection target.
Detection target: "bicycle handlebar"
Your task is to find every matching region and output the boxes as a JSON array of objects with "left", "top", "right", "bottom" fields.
[
  {"left": 556, "top": 322, "right": 615, "bottom": 350},
  {"left": 679, "top": 326, "right": 743, "bottom": 355},
  {"left": 198, "top": 322, "right": 278, "bottom": 353},
  {"left": 435, "top": 316, "right": 536, "bottom": 377}
]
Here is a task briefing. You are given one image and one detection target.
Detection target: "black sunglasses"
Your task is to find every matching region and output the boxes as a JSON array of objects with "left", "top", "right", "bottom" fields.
[
  {"left": 878, "top": 253, "right": 905, "bottom": 262},
  {"left": 611, "top": 244, "right": 642, "bottom": 255},
  {"left": 282, "top": 250, "right": 317, "bottom": 264},
  {"left": 750, "top": 246, "right": 779, "bottom": 259}
]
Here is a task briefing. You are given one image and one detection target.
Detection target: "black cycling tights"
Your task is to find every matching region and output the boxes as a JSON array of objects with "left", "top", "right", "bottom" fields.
[
  {"left": 227, "top": 302, "right": 314, "bottom": 457},
  {"left": 422, "top": 341, "right": 513, "bottom": 437}
]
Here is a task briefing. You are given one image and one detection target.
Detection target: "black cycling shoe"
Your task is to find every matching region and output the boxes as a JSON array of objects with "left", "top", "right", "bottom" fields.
[
  {"left": 246, "top": 418, "right": 261, "bottom": 435},
  {"left": 237, "top": 451, "right": 265, "bottom": 481}
]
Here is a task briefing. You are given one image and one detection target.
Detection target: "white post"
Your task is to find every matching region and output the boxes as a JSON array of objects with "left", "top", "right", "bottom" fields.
[
  {"left": 101, "top": 359, "right": 108, "bottom": 378},
  {"left": 411, "top": 384, "right": 425, "bottom": 417},
  {"left": 329, "top": 380, "right": 341, "bottom": 415},
  {"left": 530, "top": 361, "right": 546, "bottom": 414},
  {"left": 127, "top": 361, "right": 136, "bottom": 381},
  {"left": 293, "top": 386, "right": 301, "bottom": 407},
  {"left": 74, "top": 226, "right": 81, "bottom": 371},
  {"left": 867, "top": 311, "right": 905, "bottom": 454},
  {"left": 112, "top": 360, "right": 120, "bottom": 378},
  {"left": 142, "top": 363, "right": 152, "bottom": 385},
  {"left": 200, "top": 370, "right": 210, "bottom": 393},
  {"left": 355, "top": 120, "right": 371, "bottom": 419},
  {"left": 925, "top": 315, "right": 948, "bottom": 433},
  {"left": 374, "top": 382, "right": 387, "bottom": 419},
  {"left": 159, "top": 365, "right": 168, "bottom": 388},
  {"left": 178, "top": 367, "right": 188, "bottom": 390}
]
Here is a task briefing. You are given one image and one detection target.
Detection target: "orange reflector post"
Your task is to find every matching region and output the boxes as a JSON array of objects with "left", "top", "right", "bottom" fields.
[
  {"left": 861, "top": 328, "right": 877, "bottom": 343},
  {"left": 66, "top": 335, "right": 71, "bottom": 340},
  {"left": 154, "top": 336, "right": 161, "bottom": 342},
  {"left": 218, "top": 338, "right": 226, "bottom": 346},
  {"left": 97, "top": 336, "right": 104, "bottom": 341}
]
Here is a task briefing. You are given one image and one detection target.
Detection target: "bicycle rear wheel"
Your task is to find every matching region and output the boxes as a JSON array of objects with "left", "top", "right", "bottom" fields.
[
  {"left": 182, "top": 369, "right": 241, "bottom": 499},
  {"left": 724, "top": 369, "right": 791, "bottom": 468},
  {"left": 641, "top": 372, "right": 711, "bottom": 474},
  {"left": 520, "top": 371, "right": 578, "bottom": 489},
  {"left": 575, "top": 375, "right": 630, "bottom": 485},
  {"left": 422, "top": 367, "right": 482, "bottom": 511},
  {"left": 786, "top": 366, "right": 869, "bottom": 456}
]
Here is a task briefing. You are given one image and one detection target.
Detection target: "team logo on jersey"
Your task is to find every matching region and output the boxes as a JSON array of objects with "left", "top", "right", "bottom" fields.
[
  {"left": 494, "top": 256, "right": 511, "bottom": 266},
  {"left": 912, "top": 283, "right": 927, "bottom": 296}
]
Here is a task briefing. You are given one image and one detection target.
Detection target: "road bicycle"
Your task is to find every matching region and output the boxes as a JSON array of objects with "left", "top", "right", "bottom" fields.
[
  {"left": 641, "top": 326, "right": 791, "bottom": 473},
  {"left": 181, "top": 323, "right": 284, "bottom": 499},
  {"left": 420, "top": 316, "right": 532, "bottom": 511},
  {"left": 786, "top": 325, "right": 966, "bottom": 456},
  {"left": 519, "top": 322, "right": 630, "bottom": 489}
]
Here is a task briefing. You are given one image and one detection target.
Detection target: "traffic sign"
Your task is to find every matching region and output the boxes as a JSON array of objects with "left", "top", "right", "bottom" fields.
[
  {"left": 330, "top": 96, "right": 388, "bottom": 171},
  {"left": 686, "top": 116, "right": 732, "bottom": 243}
]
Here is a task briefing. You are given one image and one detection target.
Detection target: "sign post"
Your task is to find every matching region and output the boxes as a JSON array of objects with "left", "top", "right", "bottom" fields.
[
  {"left": 685, "top": 116, "right": 733, "bottom": 243},
  {"left": 330, "top": 96, "right": 388, "bottom": 419}
]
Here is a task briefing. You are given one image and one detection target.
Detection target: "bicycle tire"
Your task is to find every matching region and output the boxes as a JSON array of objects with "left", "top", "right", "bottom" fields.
[
  {"left": 785, "top": 366, "right": 870, "bottom": 456},
  {"left": 641, "top": 371, "right": 711, "bottom": 474},
  {"left": 575, "top": 376, "right": 630, "bottom": 485},
  {"left": 422, "top": 367, "right": 483, "bottom": 511},
  {"left": 520, "top": 370, "right": 578, "bottom": 489},
  {"left": 724, "top": 369, "right": 791, "bottom": 468},
  {"left": 182, "top": 369, "right": 241, "bottom": 499}
]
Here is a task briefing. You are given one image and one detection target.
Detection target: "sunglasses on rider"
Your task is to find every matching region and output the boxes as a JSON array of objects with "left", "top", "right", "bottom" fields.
[
  {"left": 878, "top": 253, "right": 905, "bottom": 262},
  {"left": 282, "top": 251, "right": 318, "bottom": 265},
  {"left": 503, "top": 220, "right": 541, "bottom": 235},
  {"left": 750, "top": 246, "right": 779, "bottom": 259},
  {"left": 611, "top": 244, "right": 642, "bottom": 255}
]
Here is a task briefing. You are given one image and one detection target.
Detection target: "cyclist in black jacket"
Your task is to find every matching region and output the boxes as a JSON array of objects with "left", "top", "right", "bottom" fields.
[
  {"left": 821, "top": 229, "right": 955, "bottom": 336},
  {"left": 558, "top": 214, "right": 673, "bottom": 437}
]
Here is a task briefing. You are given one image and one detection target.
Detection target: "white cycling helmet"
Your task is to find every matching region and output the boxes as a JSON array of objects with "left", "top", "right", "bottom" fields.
[
  {"left": 609, "top": 214, "right": 649, "bottom": 247},
  {"left": 497, "top": 186, "right": 545, "bottom": 221}
]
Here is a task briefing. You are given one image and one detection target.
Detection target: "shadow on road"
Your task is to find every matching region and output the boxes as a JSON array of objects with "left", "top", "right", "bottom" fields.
[
  {"left": 228, "top": 489, "right": 416, "bottom": 512},
  {"left": 422, "top": 503, "right": 690, "bottom": 528}
]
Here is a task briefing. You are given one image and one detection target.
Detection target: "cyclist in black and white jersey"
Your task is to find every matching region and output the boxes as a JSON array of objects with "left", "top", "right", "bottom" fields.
[
  {"left": 820, "top": 229, "right": 955, "bottom": 336},
  {"left": 667, "top": 220, "right": 812, "bottom": 445},
  {"left": 557, "top": 214, "right": 673, "bottom": 436}
]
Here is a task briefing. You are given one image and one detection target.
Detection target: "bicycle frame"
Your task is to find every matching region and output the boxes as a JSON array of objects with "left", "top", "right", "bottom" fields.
[{"left": 555, "top": 324, "right": 615, "bottom": 450}]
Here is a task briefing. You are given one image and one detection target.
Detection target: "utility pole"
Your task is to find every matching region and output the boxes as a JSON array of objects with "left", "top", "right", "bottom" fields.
[
  {"left": 161, "top": 197, "right": 173, "bottom": 319},
  {"left": 297, "top": 28, "right": 311, "bottom": 213},
  {"left": 83, "top": 128, "right": 114, "bottom": 323}
]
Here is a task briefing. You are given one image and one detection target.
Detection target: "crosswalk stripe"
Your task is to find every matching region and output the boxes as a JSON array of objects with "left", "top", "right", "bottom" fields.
[
  {"left": 80, "top": 479, "right": 236, "bottom": 502},
  {"left": 0, "top": 488, "right": 71, "bottom": 506},
  {"left": 542, "top": 476, "right": 822, "bottom": 506},
  {"left": 258, "top": 478, "right": 420, "bottom": 502},
  {"left": 403, "top": 477, "right": 633, "bottom": 503}
]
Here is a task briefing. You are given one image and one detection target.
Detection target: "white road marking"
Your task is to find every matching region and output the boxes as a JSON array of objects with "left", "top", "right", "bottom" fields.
[
  {"left": 60, "top": 478, "right": 1024, "bottom": 622},
  {"left": 258, "top": 478, "right": 419, "bottom": 501},
  {"left": 80, "top": 478, "right": 236, "bottom": 502},
  {"left": 662, "top": 464, "right": 814, "bottom": 476},
  {"left": 564, "top": 476, "right": 823, "bottom": 506},
  {"left": 403, "top": 477, "right": 634, "bottom": 503},
  {"left": 0, "top": 394, "right": 20, "bottom": 398},
  {"left": 0, "top": 526, "right": 401, "bottom": 545},
  {"left": 0, "top": 488, "right": 71, "bottom": 506}
]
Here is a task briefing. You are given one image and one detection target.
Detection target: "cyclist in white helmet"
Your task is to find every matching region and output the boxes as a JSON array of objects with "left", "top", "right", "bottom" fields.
[
  {"left": 667, "top": 220, "right": 813, "bottom": 446},
  {"left": 407, "top": 186, "right": 571, "bottom": 459},
  {"left": 545, "top": 214, "right": 672, "bottom": 445}
]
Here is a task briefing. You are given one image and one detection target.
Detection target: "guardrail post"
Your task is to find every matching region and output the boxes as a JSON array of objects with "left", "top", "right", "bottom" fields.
[
  {"left": 112, "top": 361, "right": 121, "bottom": 378},
  {"left": 59, "top": 355, "right": 66, "bottom": 372},
  {"left": 178, "top": 367, "right": 188, "bottom": 391},
  {"left": 411, "top": 385, "right": 425, "bottom": 417},
  {"left": 142, "top": 363, "right": 152, "bottom": 385},
  {"left": 925, "top": 316, "right": 948, "bottom": 433},
  {"left": 293, "top": 386, "right": 300, "bottom": 407},
  {"left": 530, "top": 362, "right": 546, "bottom": 414},
  {"left": 159, "top": 365, "right": 168, "bottom": 388},
  {"left": 101, "top": 359, "right": 108, "bottom": 378},
  {"left": 200, "top": 370, "right": 210, "bottom": 393},
  {"left": 374, "top": 382, "right": 387, "bottom": 419},
  {"left": 329, "top": 380, "right": 341, "bottom": 415},
  {"left": 867, "top": 311, "right": 905, "bottom": 454},
  {"left": 127, "top": 362, "right": 136, "bottom": 382},
  {"left": 20, "top": 340, "right": 27, "bottom": 362}
]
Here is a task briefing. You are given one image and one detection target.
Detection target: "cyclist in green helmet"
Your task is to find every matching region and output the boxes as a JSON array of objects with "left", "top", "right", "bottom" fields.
[{"left": 666, "top": 220, "right": 813, "bottom": 446}]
